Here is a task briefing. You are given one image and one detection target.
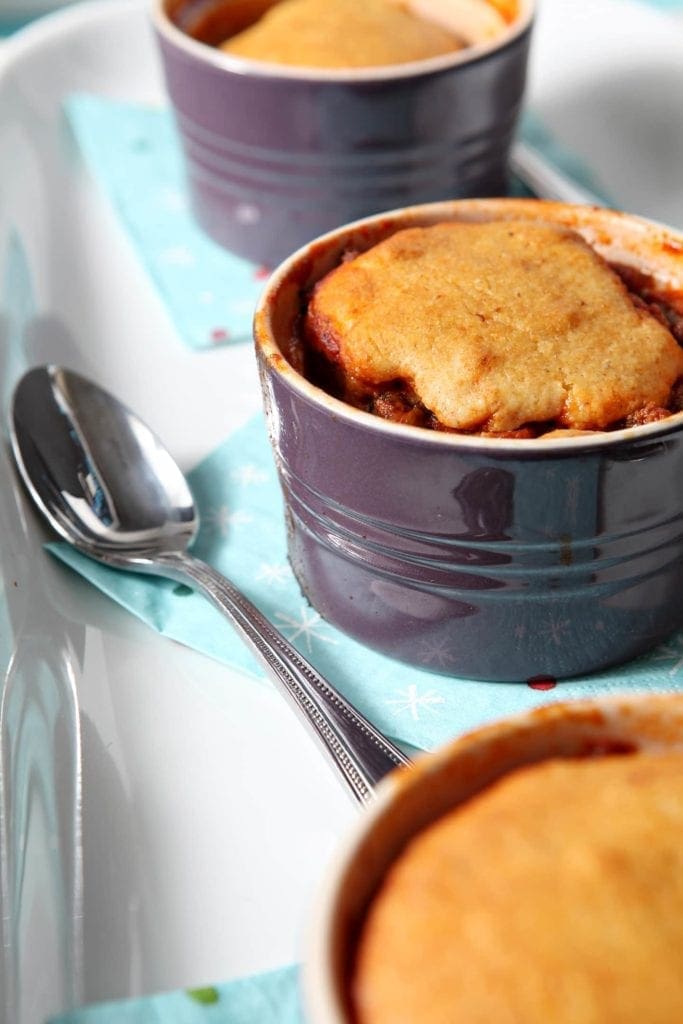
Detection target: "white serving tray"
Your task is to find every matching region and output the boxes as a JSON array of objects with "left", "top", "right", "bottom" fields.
[{"left": 0, "top": 2, "right": 681, "bottom": 1022}]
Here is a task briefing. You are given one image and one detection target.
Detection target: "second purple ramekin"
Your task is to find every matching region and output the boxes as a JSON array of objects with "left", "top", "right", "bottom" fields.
[
  {"left": 152, "top": 0, "right": 534, "bottom": 266},
  {"left": 254, "top": 198, "right": 683, "bottom": 682}
]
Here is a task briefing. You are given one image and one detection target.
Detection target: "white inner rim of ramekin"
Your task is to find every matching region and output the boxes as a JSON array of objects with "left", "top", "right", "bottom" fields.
[
  {"left": 152, "top": 0, "right": 535, "bottom": 82},
  {"left": 256, "top": 199, "right": 683, "bottom": 454}
]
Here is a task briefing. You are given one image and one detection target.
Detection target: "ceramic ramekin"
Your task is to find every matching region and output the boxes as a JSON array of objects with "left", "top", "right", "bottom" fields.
[
  {"left": 152, "top": 0, "right": 534, "bottom": 265},
  {"left": 254, "top": 197, "right": 683, "bottom": 682},
  {"left": 303, "top": 692, "right": 683, "bottom": 1023}
]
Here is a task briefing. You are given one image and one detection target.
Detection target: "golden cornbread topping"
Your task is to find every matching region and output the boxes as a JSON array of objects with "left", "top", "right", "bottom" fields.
[
  {"left": 354, "top": 751, "right": 683, "bottom": 1024},
  {"left": 302, "top": 220, "right": 683, "bottom": 438},
  {"left": 220, "top": 0, "right": 466, "bottom": 68}
]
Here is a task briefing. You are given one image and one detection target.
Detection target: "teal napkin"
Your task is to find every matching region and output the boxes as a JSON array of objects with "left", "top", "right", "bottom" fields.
[
  {"left": 51, "top": 966, "right": 301, "bottom": 1024},
  {"left": 65, "top": 95, "right": 271, "bottom": 351}
]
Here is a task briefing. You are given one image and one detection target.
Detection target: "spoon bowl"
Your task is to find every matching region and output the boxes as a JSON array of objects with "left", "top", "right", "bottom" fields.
[
  {"left": 12, "top": 366, "right": 197, "bottom": 556},
  {"left": 10, "top": 365, "right": 410, "bottom": 802}
]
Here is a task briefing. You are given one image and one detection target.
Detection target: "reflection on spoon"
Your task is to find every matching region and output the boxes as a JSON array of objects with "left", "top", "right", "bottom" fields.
[{"left": 10, "top": 365, "right": 410, "bottom": 805}]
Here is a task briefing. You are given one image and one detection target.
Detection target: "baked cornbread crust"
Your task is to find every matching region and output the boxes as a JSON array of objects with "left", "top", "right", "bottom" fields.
[
  {"left": 305, "top": 221, "right": 683, "bottom": 433},
  {"left": 354, "top": 752, "right": 683, "bottom": 1024},
  {"left": 221, "top": 0, "right": 463, "bottom": 68}
]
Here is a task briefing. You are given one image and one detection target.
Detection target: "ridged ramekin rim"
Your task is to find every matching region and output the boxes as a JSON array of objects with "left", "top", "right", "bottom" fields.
[{"left": 152, "top": 0, "right": 535, "bottom": 83}]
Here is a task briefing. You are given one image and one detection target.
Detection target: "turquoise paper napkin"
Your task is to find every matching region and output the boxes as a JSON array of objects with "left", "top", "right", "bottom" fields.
[
  {"left": 51, "top": 966, "right": 301, "bottom": 1024},
  {"left": 65, "top": 95, "right": 271, "bottom": 351}
]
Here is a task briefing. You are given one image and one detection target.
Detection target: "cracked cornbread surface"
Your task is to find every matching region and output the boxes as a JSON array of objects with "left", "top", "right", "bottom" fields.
[
  {"left": 305, "top": 220, "right": 683, "bottom": 433},
  {"left": 220, "top": 0, "right": 463, "bottom": 68},
  {"left": 353, "top": 752, "right": 683, "bottom": 1024}
]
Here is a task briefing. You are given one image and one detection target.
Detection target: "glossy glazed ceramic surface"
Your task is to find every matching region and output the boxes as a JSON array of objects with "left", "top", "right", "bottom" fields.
[
  {"left": 153, "top": 0, "right": 534, "bottom": 265},
  {"left": 256, "top": 199, "right": 683, "bottom": 681},
  {"left": 304, "top": 693, "right": 683, "bottom": 1024}
]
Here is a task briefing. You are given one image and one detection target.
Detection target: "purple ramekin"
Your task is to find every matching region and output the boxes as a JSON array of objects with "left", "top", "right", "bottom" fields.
[
  {"left": 152, "top": 0, "right": 534, "bottom": 266},
  {"left": 254, "top": 197, "right": 683, "bottom": 683}
]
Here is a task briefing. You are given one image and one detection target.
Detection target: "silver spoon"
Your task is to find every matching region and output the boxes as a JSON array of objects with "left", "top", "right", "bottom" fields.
[
  {"left": 10, "top": 365, "right": 410, "bottom": 803},
  {"left": 510, "top": 141, "right": 605, "bottom": 207}
]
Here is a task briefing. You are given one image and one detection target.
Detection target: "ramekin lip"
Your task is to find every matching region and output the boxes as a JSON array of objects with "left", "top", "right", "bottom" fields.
[
  {"left": 302, "top": 690, "right": 683, "bottom": 1024},
  {"left": 308, "top": 693, "right": 683, "bottom": 903},
  {"left": 254, "top": 196, "right": 683, "bottom": 454},
  {"left": 151, "top": 0, "right": 535, "bottom": 84}
]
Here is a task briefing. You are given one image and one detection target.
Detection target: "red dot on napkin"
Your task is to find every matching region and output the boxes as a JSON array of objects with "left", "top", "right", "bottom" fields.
[{"left": 527, "top": 675, "right": 557, "bottom": 691}]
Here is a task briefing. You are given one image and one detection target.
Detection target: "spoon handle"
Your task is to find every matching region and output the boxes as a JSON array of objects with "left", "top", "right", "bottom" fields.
[
  {"left": 153, "top": 550, "right": 411, "bottom": 804},
  {"left": 510, "top": 141, "right": 604, "bottom": 206}
]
